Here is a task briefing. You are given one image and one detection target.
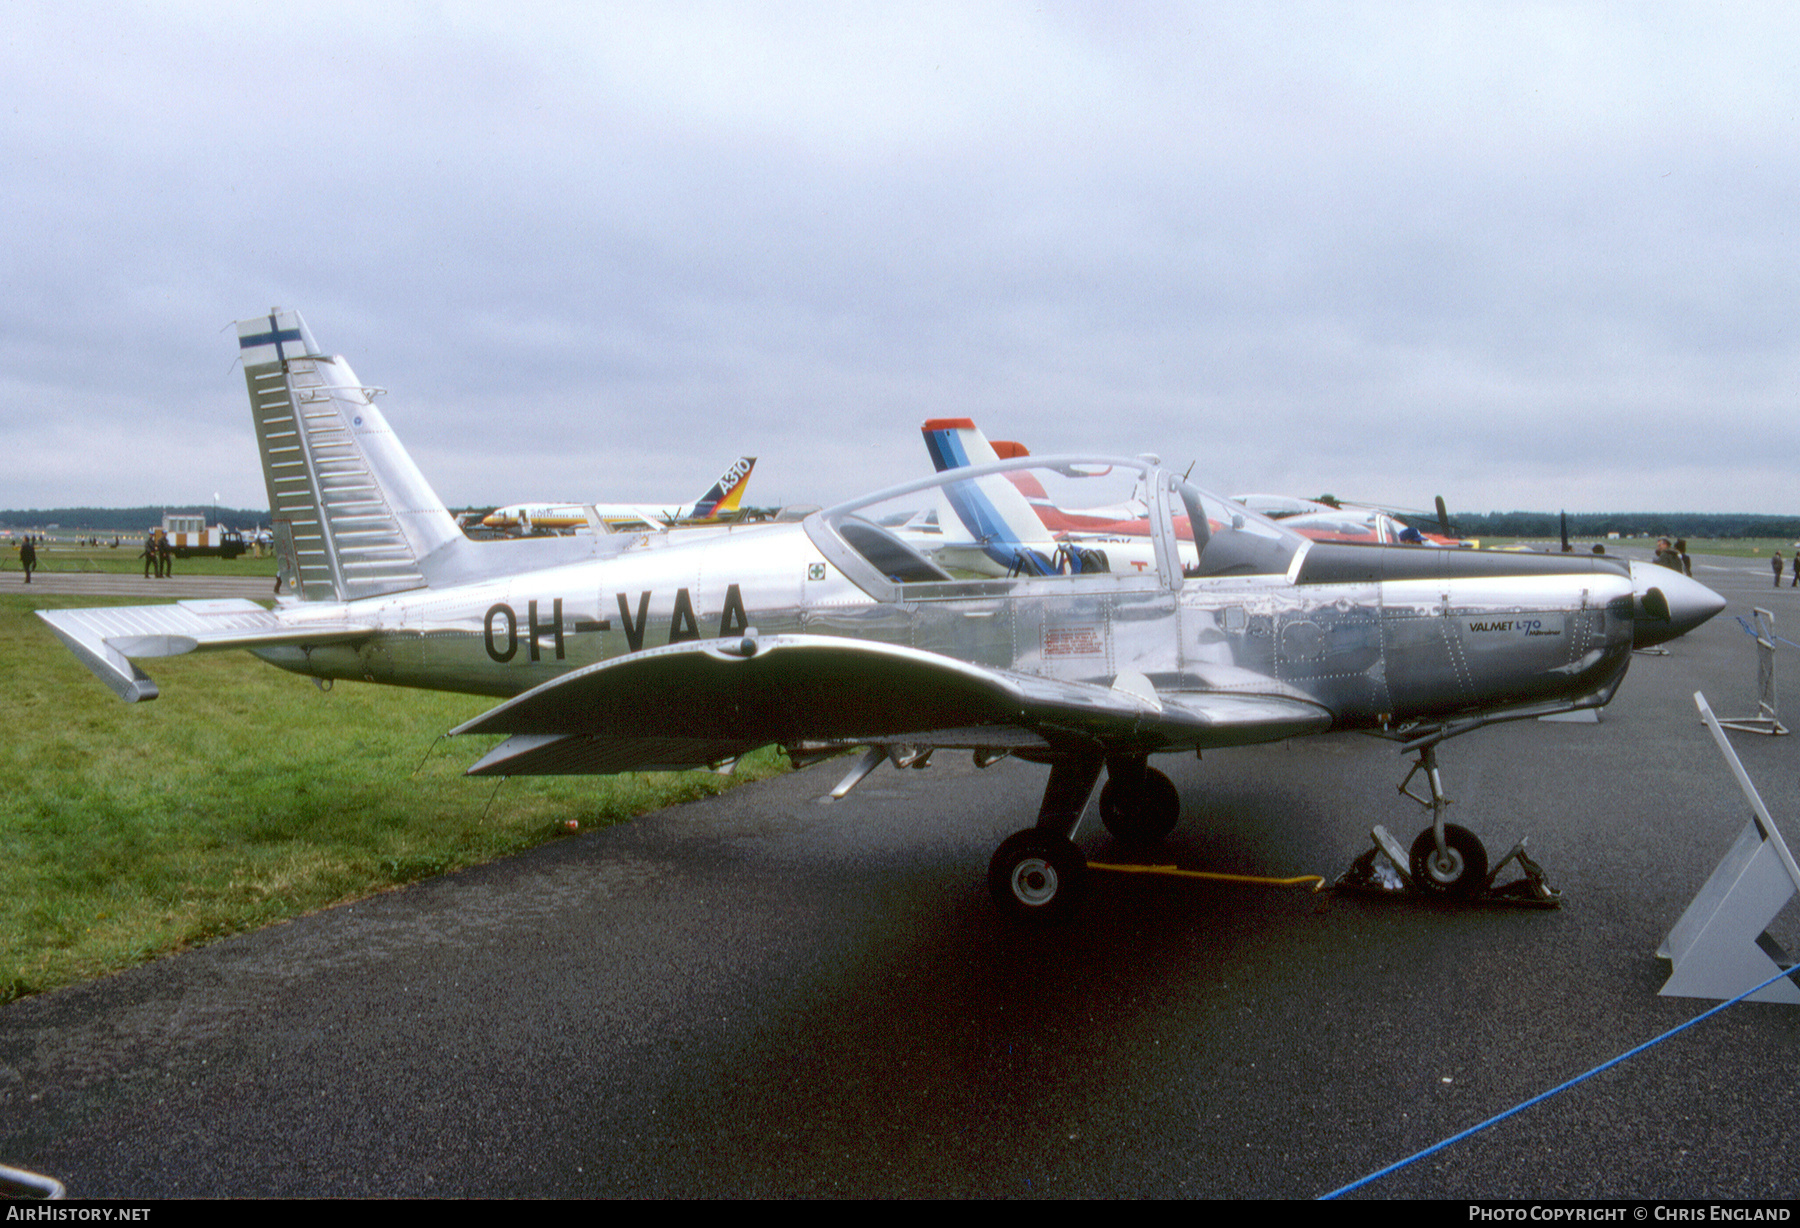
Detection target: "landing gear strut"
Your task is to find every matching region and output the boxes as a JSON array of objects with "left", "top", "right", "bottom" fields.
[
  {"left": 1339, "top": 742, "right": 1561, "bottom": 907},
  {"left": 988, "top": 755, "right": 1103, "bottom": 923},
  {"left": 1396, "top": 745, "right": 1488, "bottom": 898},
  {"left": 987, "top": 754, "right": 1191, "bottom": 920}
]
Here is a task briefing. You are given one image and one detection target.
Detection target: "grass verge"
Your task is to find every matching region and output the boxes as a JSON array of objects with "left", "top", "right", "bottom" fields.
[{"left": 0, "top": 594, "right": 788, "bottom": 1002}]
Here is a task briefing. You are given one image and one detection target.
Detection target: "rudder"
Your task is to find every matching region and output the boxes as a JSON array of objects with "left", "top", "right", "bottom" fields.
[{"left": 238, "top": 309, "right": 463, "bottom": 601}]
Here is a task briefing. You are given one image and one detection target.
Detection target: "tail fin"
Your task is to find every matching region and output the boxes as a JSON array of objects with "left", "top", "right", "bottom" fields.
[
  {"left": 688, "top": 456, "right": 756, "bottom": 521},
  {"left": 917, "top": 419, "right": 1063, "bottom": 574},
  {"left": 923, "top": 417, "right": 1056, "bottom": 503},
  {"left": 238, "top": 309, "right": 463, "bottom": 601},
  {"left": 922, "top": 418, "right": 1002, "bottom": 472}
]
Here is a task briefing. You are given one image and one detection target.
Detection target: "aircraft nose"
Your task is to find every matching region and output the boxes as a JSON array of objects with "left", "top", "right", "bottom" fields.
[{"left": 1628, "top": 561, "right": 1728, "bottom": 649}]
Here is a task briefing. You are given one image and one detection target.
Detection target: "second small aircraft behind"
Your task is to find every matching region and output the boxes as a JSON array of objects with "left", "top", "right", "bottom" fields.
[
  {"left": 40, "top": 310, "right": 1727, "bottom": 920},
  {"left": 920, "top": 418, "right": 1724, "bottom": 650}
]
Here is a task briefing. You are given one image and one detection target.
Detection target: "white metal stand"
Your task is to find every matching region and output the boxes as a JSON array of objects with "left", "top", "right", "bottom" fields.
[{"left": 1657, "top": 693, "right": 1800, "bottom": 1004}]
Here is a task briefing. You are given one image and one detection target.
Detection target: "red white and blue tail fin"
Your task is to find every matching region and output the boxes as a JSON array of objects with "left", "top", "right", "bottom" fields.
[
  {"left": 919, "top": 419, "right": 1064, "bottom": 575},
  {"left": 922, "top": 418, "right": 1005, "bottom": 472}
]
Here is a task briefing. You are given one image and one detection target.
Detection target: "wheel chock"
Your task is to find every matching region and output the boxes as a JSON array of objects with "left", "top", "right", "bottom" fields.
[{"left": 1337, "top": 825, "right": 1561, "bottom": 908}]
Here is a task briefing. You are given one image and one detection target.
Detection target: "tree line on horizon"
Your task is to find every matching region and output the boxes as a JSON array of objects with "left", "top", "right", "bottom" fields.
[
  {"left": 0, "top": 505, "right": 497, "bottom": 533},
  {"left": 0, "top": 506, "right": 271, "bottom": 533},
  {"left": 5, "top": 505, "right": 1799, "bottom": 542},
  {"left": 1451, "top": 511, "right": 1800, "bottom": 540}
]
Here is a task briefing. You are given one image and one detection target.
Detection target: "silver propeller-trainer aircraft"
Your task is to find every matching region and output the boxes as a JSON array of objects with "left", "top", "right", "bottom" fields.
[{"left": 41, "top": 310, "right": 1726, "bottom": 920}]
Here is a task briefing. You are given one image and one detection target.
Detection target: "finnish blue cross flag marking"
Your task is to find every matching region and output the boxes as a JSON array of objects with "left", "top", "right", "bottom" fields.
[{"left": 236, "top": 309, "right": 314, "bottom": 366}]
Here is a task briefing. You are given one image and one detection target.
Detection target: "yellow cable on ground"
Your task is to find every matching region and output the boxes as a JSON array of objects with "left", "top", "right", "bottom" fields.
[{"left": 1087, "top": 861, "right": 1329, "bottom": 893}]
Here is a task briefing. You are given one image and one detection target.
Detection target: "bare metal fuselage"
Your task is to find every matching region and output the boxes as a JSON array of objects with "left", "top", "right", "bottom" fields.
[{"left": 252, "top": 518, "right": 1637, "bottom": 744}]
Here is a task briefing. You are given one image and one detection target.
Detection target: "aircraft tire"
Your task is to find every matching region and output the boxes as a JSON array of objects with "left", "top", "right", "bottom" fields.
[
  {"left": 1098, "top": 767, "right": 1181, "bottom": 845},
  {"left": 988, "top": 830, "right": 1087, "bottom": 923},
  {"left": 1408, "top": 824, "right": 1488, "bottom": 898}
]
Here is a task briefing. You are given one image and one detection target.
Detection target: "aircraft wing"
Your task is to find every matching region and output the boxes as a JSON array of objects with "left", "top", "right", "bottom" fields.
[
  {"left": 37, "top": 600, "right": 374, "bottom": 702},
  {"left": 452, "top": 634, "right": 1332, "bottom": 776}
]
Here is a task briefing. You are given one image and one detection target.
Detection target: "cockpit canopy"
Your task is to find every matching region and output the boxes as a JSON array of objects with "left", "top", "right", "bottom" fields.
[{"left": 805, "top": 455, "right": 1305, "bottom": 601}]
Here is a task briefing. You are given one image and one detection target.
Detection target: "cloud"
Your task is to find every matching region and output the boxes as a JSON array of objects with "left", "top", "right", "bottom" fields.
[{"left": 2, "top": 2, "right": 1797, "bottom": 515}]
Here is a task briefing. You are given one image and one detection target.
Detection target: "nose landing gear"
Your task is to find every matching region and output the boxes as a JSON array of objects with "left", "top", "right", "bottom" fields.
[
  {"left": 1408, "top": 822, "right": 1488, "bottom": 897},
  {"left": 1339, "top": 743, "right": 1561, "bottom": 907}
]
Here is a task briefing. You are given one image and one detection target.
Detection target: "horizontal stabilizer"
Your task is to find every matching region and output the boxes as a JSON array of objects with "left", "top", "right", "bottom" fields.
[{"left": 38, "top": 600, "right": 374, "bottom": 702}]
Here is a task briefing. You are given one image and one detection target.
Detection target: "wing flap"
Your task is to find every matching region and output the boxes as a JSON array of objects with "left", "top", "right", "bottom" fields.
[
  {"left": 1154, "top": 691, "right": 1334, "bottom": 745},
  {"left": 467, "top": 734, "right": 769, "bottom": 776},
  {"left": 453, "top": 634, "right": 1069, "bottom": 743},
  {"left": 451, "top": 634, "right": 1333, "bottom": 773}
]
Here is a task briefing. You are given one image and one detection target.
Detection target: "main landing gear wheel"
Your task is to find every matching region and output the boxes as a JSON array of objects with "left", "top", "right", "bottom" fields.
[
  {"left": 988, "top": 830, "right": 1088, "bottom": 923},
  {"left": 1408, "top": 824, "right": 1489, "bottom": 898},
  {"left": 1098, "top": 767, "right": 1181, "bottom": 845}
]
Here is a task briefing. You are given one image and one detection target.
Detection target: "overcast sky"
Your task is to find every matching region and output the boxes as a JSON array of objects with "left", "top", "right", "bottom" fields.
[{"left": 4, "top": 2, "right": 1798, "bottom": 517}]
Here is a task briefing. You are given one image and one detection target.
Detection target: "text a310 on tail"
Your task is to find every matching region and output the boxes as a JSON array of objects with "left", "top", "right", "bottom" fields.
[{"left": 38, "top": 310, "right": 1725, "bottom": 921}]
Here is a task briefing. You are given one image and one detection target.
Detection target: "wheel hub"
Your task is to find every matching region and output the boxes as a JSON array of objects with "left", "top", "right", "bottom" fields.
[{"left": 1011, "top": 857, "right": 1058, "bottom": 905}]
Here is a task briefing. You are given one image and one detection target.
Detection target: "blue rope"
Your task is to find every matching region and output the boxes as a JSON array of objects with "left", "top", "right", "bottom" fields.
[
  {"left": 1319, "top": 963, "right": 1798, "bottom": 1199},
  {"left": 1733, "top": 616, "right": 1800, "bottom": 650}
]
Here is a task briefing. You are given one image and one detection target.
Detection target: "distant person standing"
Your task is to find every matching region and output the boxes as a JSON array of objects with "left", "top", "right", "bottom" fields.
[
  {"left": 1791, "top": 552, "right": 1798, "bottom": 587},
  {"left": 19, "top": 535, "right": 36, "bottom": 584},
  {"left": 157, "top": 533, "right": 172, "bottom": 578},
  {"left": 1774, "top": 551, "right": 1785, "bottom": 589}
]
